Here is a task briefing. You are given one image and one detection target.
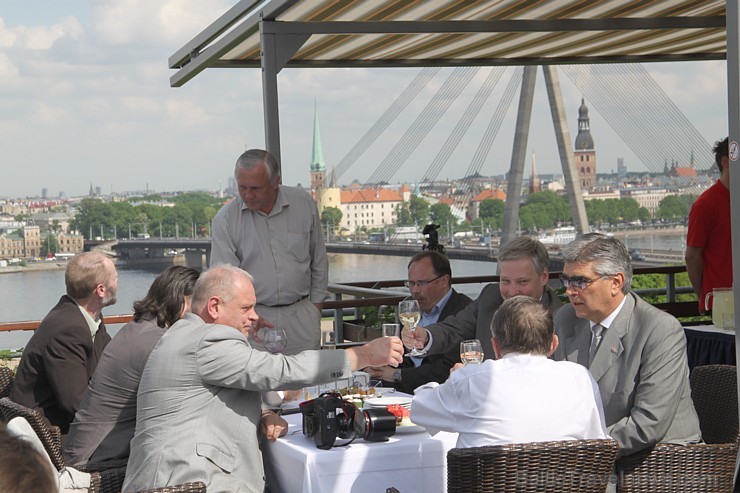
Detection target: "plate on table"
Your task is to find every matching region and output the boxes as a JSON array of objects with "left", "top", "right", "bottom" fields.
[
  {"left": 395, "top": 423, "right": 427, "bottom": 434},
  {"left": 365, "top": 396, "right": 412, "bottom": 408}
]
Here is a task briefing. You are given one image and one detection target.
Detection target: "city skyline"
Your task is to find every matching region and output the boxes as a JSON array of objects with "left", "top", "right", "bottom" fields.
[{"left": 1, "top": 1, "right": 729, "bottom": 199}]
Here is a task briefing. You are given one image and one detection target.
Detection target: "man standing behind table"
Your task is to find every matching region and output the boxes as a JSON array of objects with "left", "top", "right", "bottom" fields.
[
  {"left": 11, "top": 251, "right": 117, "bottom": 434},
  {"left": 686, "top": 136, "right": 732, "bottom": 313},
  {"left": 122, "top": 265, "right": 403, "bottom": 493},
  {"left": 411, "top": 296, "right": 608, "bottom": 448},
  {"left": 554, "top": 233, "right": 701, "bottom": 457},
  {"left": 211, "top": 148, "right": 328, "bottom": 353},
  {"left": 404, "top": 236, "right": 562, "bottom": 361},
  {"left": 366, "top": 251, "right": 471, "bottom": 393}
]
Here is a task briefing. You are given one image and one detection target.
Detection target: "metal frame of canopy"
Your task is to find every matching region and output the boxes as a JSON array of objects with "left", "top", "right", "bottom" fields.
[{"left": 170, "top": 1, "right": 740, "bottom": 461}]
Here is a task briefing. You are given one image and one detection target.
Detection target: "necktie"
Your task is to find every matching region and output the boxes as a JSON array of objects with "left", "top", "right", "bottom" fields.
[{"left": 589, "top": 324, "right": 604, "bottom": 366}]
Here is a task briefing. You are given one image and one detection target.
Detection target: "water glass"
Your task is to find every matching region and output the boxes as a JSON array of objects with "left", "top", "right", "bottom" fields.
[
  {"left": 460, "top": 339, "right": 484, "bottom": 365},
  {"left": 262, "top": 328, "right": 288, "bottom": 353},
  {"left": 322, "top": 330, "right": 337, "bottom": 350},
  {"left": 382, "top": 323, "right": 400, "bottom": 338}
]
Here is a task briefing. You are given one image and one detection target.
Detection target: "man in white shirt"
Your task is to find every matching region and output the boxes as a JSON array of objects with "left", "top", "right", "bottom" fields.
[{"left": 411, "top": 295, "right": 608, "bottom": 448}]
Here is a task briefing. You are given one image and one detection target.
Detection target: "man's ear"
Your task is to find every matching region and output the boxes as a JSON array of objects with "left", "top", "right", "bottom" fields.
[
  {"left": 492, "top": 337, "right": 501, "bottom": 359},
  {"left": 206, "top": 296, "right": 221, "bottom": 321},
  {"left": 547, "top": 334, "right": 559, "bottom": 357},
  {"left": 610, "top": 273, "right": 625, "bottom": 296}
]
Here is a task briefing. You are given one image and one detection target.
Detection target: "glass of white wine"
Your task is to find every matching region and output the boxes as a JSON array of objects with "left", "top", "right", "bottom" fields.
[
  {"left": 262, "top": 328, "right": 288, "bottom": 353},
  {"left": 460, "top": 339, "right": 484, "bottom": 365},
  {"left": 399, "top": 299, "right": 425, "bottom": 357}
]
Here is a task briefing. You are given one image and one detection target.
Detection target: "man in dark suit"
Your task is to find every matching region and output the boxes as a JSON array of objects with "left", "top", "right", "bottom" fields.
[
  {"left": 11, "top": 251, "right": 117, "bottom": 434},
  {"left": 405, "top": 237, "right": 562, "bottom": 361},
  {"left": 553, "top": 233, "right": 701, "bottom": 457},
  {"left": 366, "top": 251, "right": 472, "bottom": 392}
]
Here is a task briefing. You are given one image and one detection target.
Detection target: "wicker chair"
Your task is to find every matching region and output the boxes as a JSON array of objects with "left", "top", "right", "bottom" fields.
[
  {"left": 130, "top": 482, "right": 207, "bottom": 493},
  {"left": 616, "top": 364, "right": 740, "bottom": 493},
  {"left": 447, "top": 438, "right": 619, "bottom": 493},
  {"left": 0, "top": 366, "right": 13, "bottom": 398},
  {"left": 0, "top": 396, "right": 127, "bottom": 493},
  {"left": 0, "top": 396, "right": 65, "bottom": 470}
]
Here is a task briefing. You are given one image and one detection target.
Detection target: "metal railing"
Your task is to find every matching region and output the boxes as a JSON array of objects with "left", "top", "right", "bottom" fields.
[{"left": 0, "top": 265, "right": 700, "bottom": 339}]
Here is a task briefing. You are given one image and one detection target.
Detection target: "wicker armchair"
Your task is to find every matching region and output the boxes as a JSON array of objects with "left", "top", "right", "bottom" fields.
[
  {"left": 0, "top": 396, "right": 65, "bottom": 470},
  {"left": 0, "top": 366, "right": 13, "bottom": 398},
  {"left": 616, "top": 364, "right": 739, "bottom": 493},
  {"left": 0, "top": 397, "right": 127, "bottom": 493},
  {"left": 130, "top": 482, "right": 207, "bottom": 493},
  {"left": 447, "top": 438, "right": 619, "bottom": 493}
]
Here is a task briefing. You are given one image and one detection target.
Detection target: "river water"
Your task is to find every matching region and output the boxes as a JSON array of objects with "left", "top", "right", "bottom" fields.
[
  {"left": 0, "top": 230, "right": 686, "bottom": 350},
  {"left": 0, "top": 253, "right": 496, "bottom": 350}
]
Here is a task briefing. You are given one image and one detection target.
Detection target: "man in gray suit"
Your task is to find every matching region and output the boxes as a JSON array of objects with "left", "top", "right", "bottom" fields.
[
  {"left": 404, "top": 236, "right": 562, "bottom": 361},
  {"left": 122, "top": 265, "right": 403, "bottom": 493},
  {"left": 553, "top": 233, "right": 701, "bottom": 457}
]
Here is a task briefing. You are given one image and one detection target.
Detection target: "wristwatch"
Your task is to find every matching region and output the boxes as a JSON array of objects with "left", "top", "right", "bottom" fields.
[{"left": 392, "top": 369, "right": 402, "bottom": 383}]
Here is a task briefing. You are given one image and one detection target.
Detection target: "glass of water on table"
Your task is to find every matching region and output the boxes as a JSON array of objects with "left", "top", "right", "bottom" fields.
[{"left": 460, "top": 339, "right": 484, "bottom": 365}]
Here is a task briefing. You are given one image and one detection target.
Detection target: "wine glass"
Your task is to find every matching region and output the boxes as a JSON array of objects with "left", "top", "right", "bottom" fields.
[
  {"left": 382, "top": 323, "right": 400, "bottom": 338},
  {"left": 399, "top": 299, "right": 425, "bottom": 357},
  {"left": 262, "top": 328, "right": 288, "bottom": 353},
  {"left": 460, "top": 339, "right": 484, "bottom": 365}
]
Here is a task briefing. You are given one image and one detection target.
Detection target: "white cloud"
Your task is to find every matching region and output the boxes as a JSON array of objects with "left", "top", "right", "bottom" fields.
[
  {"left": 92, "top": 0, "right": 231, "bottom": 46},
  {"left": 165, "top": 99, "right": 209, "bottom": 125},
  {"left": 0, "top": 18, "right": 18, "bottom": 47},
  {"left": 12, "top": 16, "right": 83, "bottom": 50},
  {"left": 31, "top": 102, "right": 67, "bottom": 124}
]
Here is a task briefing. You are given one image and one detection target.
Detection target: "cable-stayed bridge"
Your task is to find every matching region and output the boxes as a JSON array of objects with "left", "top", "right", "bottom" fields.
[{"left": 325, "top": 64, "right": 715, "bottom": 243}]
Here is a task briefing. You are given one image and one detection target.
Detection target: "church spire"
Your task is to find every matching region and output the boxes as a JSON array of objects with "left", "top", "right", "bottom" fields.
[
  {"left": 529, "top": 150, "right": 541, "bottom": 193},
  {"left": 310, "top": 101, "right": 325, "bottom": 172}
]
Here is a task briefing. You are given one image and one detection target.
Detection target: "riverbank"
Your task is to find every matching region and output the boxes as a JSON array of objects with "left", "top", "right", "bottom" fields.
[{"left": 0, "top": 262, "right": 67, "bottom": 275}]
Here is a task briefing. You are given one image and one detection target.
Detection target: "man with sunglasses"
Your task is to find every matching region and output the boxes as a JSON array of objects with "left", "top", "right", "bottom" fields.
[
  {"left": 553, "top": 233, "right": 700, "bottom": 459},
  {"left": 404, "top": 236, "right": 562, "bottom": 362},
  {"left": 366, "top": 251, "right": 471, "bottom": 392}
]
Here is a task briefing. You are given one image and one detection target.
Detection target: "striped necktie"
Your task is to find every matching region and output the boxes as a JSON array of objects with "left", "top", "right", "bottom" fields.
[{"left": 589, "top": 324, "right": 604, "bottom": 366}]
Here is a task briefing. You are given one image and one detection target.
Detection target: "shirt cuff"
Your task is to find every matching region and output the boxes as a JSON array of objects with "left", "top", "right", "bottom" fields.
[{"left": 423, "top": 330, "right": 433, "bottom": 353}]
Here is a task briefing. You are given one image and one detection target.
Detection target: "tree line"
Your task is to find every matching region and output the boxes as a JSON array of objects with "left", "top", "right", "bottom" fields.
[{"left": 321, "top": 190, "right": 697, "bottom": 238}]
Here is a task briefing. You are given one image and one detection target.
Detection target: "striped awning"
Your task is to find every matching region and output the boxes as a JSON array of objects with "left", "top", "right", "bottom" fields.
[{"left": 170, "top": 0, "right": 726, "bottom": 87}]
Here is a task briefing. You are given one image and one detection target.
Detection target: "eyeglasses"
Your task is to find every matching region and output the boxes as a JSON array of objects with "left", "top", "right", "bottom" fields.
[
  {"left": 559, "top": 274, "right": 610, "bottom": 290},
  {"left": 404, "top": 274, "right": 445, "bottom": 288}
]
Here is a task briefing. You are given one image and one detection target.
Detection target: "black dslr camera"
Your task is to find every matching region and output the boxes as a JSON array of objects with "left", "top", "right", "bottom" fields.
[{"left": 300, "top": 392, "right": 396, "bottom": 449}]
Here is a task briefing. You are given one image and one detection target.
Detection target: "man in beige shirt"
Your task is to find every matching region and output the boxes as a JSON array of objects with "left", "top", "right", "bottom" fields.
[{"left": 211, "top": 149, "right": 328, "bottom": 353}]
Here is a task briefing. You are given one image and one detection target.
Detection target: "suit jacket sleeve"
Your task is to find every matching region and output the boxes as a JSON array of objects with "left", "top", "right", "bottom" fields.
[
  {"left": 399, "top": 291, "right": 473, "bottom": 392},
  {"left": 196, "top": 325, "right": 351, "bottom": 390},
  {"left": 607, "top": 312, "right": 691, "bottom": 454},
  {"left": 425, "top": 286, "right": 494, "bottom": 354},
  {"left": 44, "top": 312, "right": 97, "bottom": 424}
]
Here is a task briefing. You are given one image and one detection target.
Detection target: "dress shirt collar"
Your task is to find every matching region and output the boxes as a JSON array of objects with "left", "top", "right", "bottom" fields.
[
  {"left": 590, "top": 295, "right": 628, "bottom": 331},
  {"left": 76, "top": 302, "right": 101, "bottom": 341},
  {"left": 420, "top": 288, "right": 453, "bottom": 326},
  {"left": 239, "top": 185, "right": 290, "bottom": 218}
]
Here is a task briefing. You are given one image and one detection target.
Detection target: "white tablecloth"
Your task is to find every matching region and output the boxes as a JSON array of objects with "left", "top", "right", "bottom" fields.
[{"left": 263, "top": 412, "right": 458, "bottom": 493}]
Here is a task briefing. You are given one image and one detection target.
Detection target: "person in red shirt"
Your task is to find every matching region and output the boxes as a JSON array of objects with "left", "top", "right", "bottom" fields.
[{"left": 686, "top": 137, "right": 732, "bottom": 313}]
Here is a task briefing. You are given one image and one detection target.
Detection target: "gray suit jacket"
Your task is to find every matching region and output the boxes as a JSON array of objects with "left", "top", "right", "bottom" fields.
[
  {"left": 426, "top": 284, "right": 562, "bottom": 360},
  {"left": 122, "top": 313, "right": 351, "bottom": 493},
  {"left": 553, "top": 292, "right": 701, "bottom": 456}
]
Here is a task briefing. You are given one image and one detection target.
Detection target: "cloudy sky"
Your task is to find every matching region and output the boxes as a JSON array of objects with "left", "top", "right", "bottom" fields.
[{"left": 0, "top": 1, "right": 730, "bottom": 199}]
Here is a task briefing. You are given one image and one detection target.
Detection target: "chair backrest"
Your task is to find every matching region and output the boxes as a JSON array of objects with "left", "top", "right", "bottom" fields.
[
  {"left": 690, "top": 364, "right": 739, "bottom": 444},
  {"left": 0, "top": 397, "right": 64, "bottom": 471},
  {"left": 0, "top": 366, "right": 13, "bottom": 398},
  {"left": 447, "top": 439, "right": 618, "bottom": 493}
]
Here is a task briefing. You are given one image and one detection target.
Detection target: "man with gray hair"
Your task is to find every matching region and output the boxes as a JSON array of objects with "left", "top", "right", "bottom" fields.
[
  {"left": 11, "top": 251, "right": 117, "bottom": 434},
  {"left": 554, "top": 233, "right": 700, "bottom": 457},
  {"left": 123, "top": 265, "right": 403, "bottom": 493},
  {"left": 411, "top": 296, "right": 608, "bottom": 448},
  {"left": 211, "top": 149, "right": 328, "bottom": 353}
]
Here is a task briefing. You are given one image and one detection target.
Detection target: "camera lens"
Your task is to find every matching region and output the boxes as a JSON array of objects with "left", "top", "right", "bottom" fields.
[{"left": 354, "top": 408, "right": 396, "bottom": 442}]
